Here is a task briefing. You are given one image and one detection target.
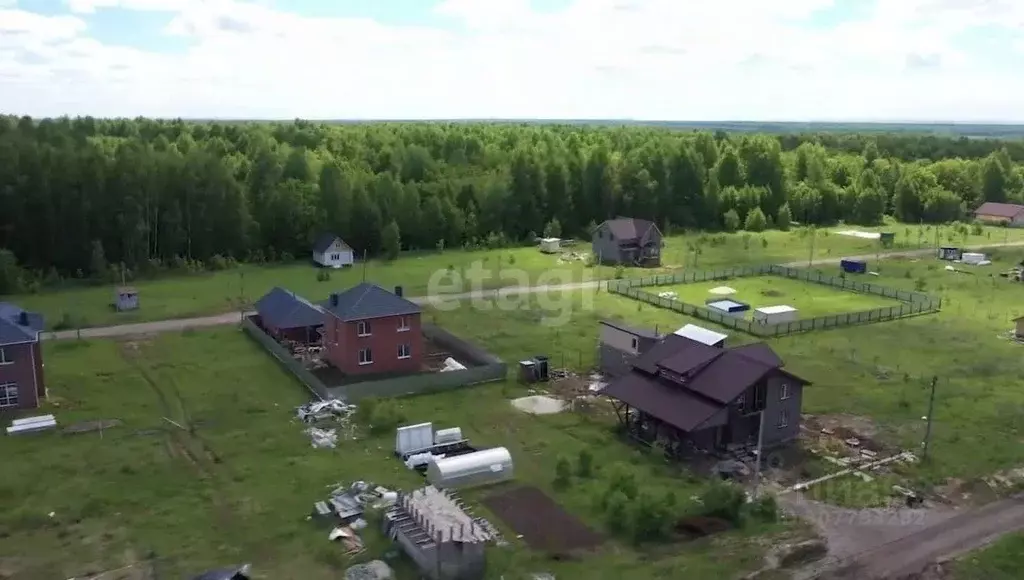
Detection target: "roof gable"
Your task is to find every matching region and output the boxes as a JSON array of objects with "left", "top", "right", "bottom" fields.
[
  {"left": 324, "top": 283, "right": 421, "bottom": 322},
  {"left": 0, "top": 303, "right": 43, "bottom": 345},
  {"left": 599, "top": 319, "right": 660, "bottom": 339},
  {"left": 601, "top": 217, "right": 658, "bottom": 241},
  {"left": 254, "top": 287, "right": 325, "bottom": 329},
  {"left": 974, "top": 202, "right": 1024, "bottom": 218},
  {"left": 313, "top": 233, "right": 351, "bottom": 254}
]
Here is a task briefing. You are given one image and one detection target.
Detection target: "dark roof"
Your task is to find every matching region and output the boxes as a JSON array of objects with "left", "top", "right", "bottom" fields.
[
  {"left": 312, "top": 233, "right": 351, "bottom": 254},
  {"left": 731, "top": 342, "right": 783, "bottom": 367},
  {"left": 254, "top": 287, "right": 325, "bottom": 329},
  {"left": 0, "top": 303, "right": 44, "bottom": 345},
  {"left": 633, "top": 334, "right": 708, "bottom": 374},
  {"left": 602, "top": 372, "right": 723, "bottom": 432},
  {"left": 974, "top": 202, "right": 1024, "bottom": 218},
  {"left": 601, "top": 217, "right": 657, "bottom": 241},
  {"left": 599, "top": 319, "right": 660, "bottom": 339},
  {"left": 657, "top": 343, "right": 722, "bottom": 376},
  {"left": 323, "top": 283, "right": 421, "bottom": 322}
]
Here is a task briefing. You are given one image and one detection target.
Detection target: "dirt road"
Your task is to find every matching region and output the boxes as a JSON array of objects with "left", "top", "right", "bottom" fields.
[
  {"left": 44, "top": 241, "right": 1024, "bottom": 341},
  {"left": 786, "top": 493, "right": 1024, "bottom": 579}
]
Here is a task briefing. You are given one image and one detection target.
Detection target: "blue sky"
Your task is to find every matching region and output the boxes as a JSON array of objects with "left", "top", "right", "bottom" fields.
[{"left": 1, "top": 0, "right": 1023, "bottom": 120}]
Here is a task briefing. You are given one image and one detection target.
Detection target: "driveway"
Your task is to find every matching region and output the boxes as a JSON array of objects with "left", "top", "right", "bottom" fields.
[{"left": 44, "top": 241, "right": 1024, "bottom": 341}]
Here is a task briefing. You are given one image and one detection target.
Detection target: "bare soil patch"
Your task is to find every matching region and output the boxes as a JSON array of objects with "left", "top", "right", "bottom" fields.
[{"left": 482, "top": 486, "right": 603, "bottom": 555}]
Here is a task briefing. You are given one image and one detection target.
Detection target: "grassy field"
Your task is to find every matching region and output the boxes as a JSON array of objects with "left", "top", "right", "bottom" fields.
[
  {"left": 953, "top": 532, "right": 1024, "bottom": 579},
  {"left": 0, "top": 328, "right": 800, "bottom": 579},
  {"left": 8, "top": 222, "right": 1022, "bottom": 330},
  {"left": 653, "top": 275, "right": 901, "bottom": 319},
  {"left": 427, "top": 246, "right": 1024, "bottom": 487}
]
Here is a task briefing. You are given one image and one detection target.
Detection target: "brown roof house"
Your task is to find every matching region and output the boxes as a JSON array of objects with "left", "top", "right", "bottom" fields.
[
  {"left": 591, "top": 217, "right": 663, "bottom": 267},
  {"left": 0, "top": 303, "right": 46, "bottom": 411},
  {"left": 974, "top": 202, "right": 1024, "bottom": 226},
  {"left": 602, "top": 333, "right": 809, "bottom": 457}
]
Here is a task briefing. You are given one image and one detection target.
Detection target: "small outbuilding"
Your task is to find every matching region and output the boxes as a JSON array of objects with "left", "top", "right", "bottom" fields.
[
  {"left": 962, "top": 252, "right": 987, "bottom": 265},
  {"left": 938, "top": 247, "right": 962, "bottom": 261},
  {"left": 705, "top": 299, "right": 750, "bottom": 316},
  {"left": 313, "top": 233, "right": 355, "bottom": 268},
  {"left": 539, "top": 238, "right": 561, "bottom": 254},
  {"left": 254, "top": 287, "right": 325, "bottom": 344},
  {"left": 113, "top": 286, "right": 139, "bottom": 311},
  {"left": 753, "top": 305, "right": 798, "bottom": 325},
  {"left": 672, "top": 324, "right": 727, "bottom": 347},
  {"left": 840, "top": 259, "right": 867, "bottom": 274},
  {"left": 1014, "top": 316, "right": 1024, "bottom": 339},
  {"left": 879, "top": 232, "right": 895, "bottom": 248},
  {"left": 427, "top": 447, "right": 514, "bottom": 489}
]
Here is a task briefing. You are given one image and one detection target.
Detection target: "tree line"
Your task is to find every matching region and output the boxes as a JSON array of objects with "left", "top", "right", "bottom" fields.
[{"left": 0, "top": 115, "right": 1022, "bottom": 293}]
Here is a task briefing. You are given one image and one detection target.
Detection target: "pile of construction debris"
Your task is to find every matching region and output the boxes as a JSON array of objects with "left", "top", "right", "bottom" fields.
[
  {"left": 556, "top": 251, "right": 589, "bottom": 264},
  {"left": 6, "top": 414, "right": 57, "bottom": 436},
  {"left": 344, "top": 560, "right": 394, "bottom": 580},
  {"left": 311, "top": 481, "right": 399, "bottom": 556},
  {"left": 296, "top": 398, "right": 359, "bottom": 447}
]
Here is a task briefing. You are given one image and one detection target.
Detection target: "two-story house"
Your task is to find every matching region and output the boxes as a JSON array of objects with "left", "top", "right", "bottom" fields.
[
  {"left": 322, "top": 283, "right": 423, "bottom": 376},
  {"left": 0, "top": 303, "right": 46, "bottom": 410},
  {"left": 591, "top": 217, "right": 663, "bottom": 267},
  {"left": 602, "top": 333, "right": 808, "bottom": 457}
]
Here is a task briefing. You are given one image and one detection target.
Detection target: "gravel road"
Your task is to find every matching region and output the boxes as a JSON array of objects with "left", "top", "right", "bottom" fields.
[{"left": 44, "top": 240, "right": 1024, "bottom": 341}]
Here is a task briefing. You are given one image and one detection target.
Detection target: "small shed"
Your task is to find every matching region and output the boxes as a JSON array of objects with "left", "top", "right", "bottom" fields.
[
  {"left": 1014, "top": 316, "right": 1024, "bottom": 339},
  {"left": 672, "top": 324, "right": 728, "bottom": 347},
  {"left": 962, "top": 252, "right": 987, "bottom": 265},
  {"left": 113, "top": 286, "right": 139, "bottom": 311},
  {"left": 426, "top": 447, "right": 514, "bottom": 489},
  {"left": 753, "top": 305, "right": 798, "bottom": 325},
  {"left": 705, "top": 299, "right": 750, "bottom": 316},
  {"left": 939, "top": 247, "right": 962, "bottom": 261},
  {"left": 840, "top": 259, "right": 867, "bottom": 274},
  {"left": 395, "top": 422, "right": 434, "bottom": 457},
  {"left": 879, "top": 232, "right": 895, "bottom": 248},
  {"left": 539, "top": 238, "right": 561, "bottom": 254}
]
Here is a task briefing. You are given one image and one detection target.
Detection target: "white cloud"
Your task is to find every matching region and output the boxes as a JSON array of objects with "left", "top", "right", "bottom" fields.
[{"left": 2, "top": 0, "right": 1023, "bottom": 120}]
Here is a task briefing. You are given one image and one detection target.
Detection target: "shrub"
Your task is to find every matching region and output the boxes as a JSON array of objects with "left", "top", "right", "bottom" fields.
[
  {"left": 554, "top": 456, "right": 573, "bottom": 489},
  {"left": 699, "top": 482, "right": 745, "bottom": 525},
  {"left": 577, "top": 449, "right": 594, "bottom": 478},
  {"left": 744, "top": 207, "right": 768, "bottom": 232},
  {"left": 746, "top": 493, "right": 779, "bottom": 523},
  {"left": 723, "top": 209, "right": 740, "bottom": 232}
]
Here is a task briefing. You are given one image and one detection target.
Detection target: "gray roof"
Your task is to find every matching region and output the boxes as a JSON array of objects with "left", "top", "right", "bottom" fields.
[
  {"left": 323, "top": 283, "right": 421, "bottom": 322},
  {"left": 0, "top": 303, "right": 44, "bottom": 345},
  {"left": 313, "top": 233, "right": 351, "bottom": 254},
  {"left": 601, "top": 217, "right": 657, "bottom": 241},
  {"left": 254, "top": 287, "right": 325, "bottom": 329},
  {"left": 599, "top": 319, "right": 660, "bottom": 339}
]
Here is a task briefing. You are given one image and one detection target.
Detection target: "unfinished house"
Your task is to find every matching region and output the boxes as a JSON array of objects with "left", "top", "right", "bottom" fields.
[
  {"left": 591, "top": 217, "right": 663, "bottom": 266},
  {"left": 598, "top": 320, "right": 661, "bottom": 378},
  {"left": 382, "top": 486, "right": 488, "bottom": 580},
  {"left": 603, "top": 334, "right": 809, "bottom": 458}
]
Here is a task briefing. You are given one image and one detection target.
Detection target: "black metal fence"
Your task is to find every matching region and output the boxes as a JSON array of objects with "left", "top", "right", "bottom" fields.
[{"left": 606, "top": 264, "right": 941, "bottom": 337}]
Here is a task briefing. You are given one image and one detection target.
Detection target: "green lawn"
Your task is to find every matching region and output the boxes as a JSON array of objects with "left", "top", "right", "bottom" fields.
[
  {"left": 954, "top": 532, "right": 1024, "bottom": 579},
  {"left": 9, "top": 222, "right": 1021, "bottom": 330},
  {"left": 652, "top": 275, "right": 901, "bottom": 320},
  {"left": 0, "top": 328, "right": 798, "bottom": 579}
]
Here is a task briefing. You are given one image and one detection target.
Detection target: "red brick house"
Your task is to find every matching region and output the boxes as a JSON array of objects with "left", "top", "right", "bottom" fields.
[
  {"left": 0, "top": 303, "right": 46, "bottom": 410},
  {"left": 322, "top": 283, "right": 422, "bottom": 376}
]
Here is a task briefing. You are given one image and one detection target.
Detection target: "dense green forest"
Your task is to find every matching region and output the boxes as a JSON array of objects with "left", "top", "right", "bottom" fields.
[{"left": 1, "top": 115, "right": 1023, "bottom": 292}]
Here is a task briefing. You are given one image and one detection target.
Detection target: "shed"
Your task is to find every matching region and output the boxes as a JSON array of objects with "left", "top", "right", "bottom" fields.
[
  {"left": 426, "top": 447, "right": 514, "bottom": 489},
  {"left": 879, "top": 232, "right": 895, "bottom": 248},
  {"left": 254, "top": 287, "right": 325, "bottom": 343},
  {"left": 939, "top": 247, "right": 962, "bottom": 261},
  {"left": 962, "top": 252, "right": 987, "bottom": 265},
  {"left": 1014, "top": 316, "right": 1024, "bottom": 339},
  {"left": 753, "top": 305, "right": 798, "bottom": 325},
  {"left": 539, "top": 238, "right": 561, "bottom": 254},
  {"left": 313, "top": 233, "right": 355, "bottom": 268},
  {"left": 113, "top": 286, "right": 139, "bottom": 311},
  {"left": 705, "top": 299, "right": 750, "bottom": 316},
  {"left": 395, "top": 422, "right": 434, "bottom": 457},
  {"left": 840, "top": 259, "right": 867, "bottom": 274},
  {"left": 672, "top": 324, "right": 727, "bottom": 347}
]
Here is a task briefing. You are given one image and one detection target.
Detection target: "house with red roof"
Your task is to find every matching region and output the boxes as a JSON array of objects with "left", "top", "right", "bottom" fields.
[
  {"left": 602, "top": 332, "right": 808, "bottom": 457},
  {"left": 973, "top": 202, "right": 1024, "bottom": 226}
]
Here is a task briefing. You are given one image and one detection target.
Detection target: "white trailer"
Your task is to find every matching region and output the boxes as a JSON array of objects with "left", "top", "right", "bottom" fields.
[
  {"left": 539, "top": 238, "right": 561, "bottom": 254},
  {"left": 753, "top": 305, "right": 798, "bottom": 325}
]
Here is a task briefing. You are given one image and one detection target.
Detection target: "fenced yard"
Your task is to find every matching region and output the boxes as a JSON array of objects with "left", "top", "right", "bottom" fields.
[
  {"left": 242, "top": 316, "right": 506, "bottom": 401},
  {"left": 607, "top": 264, "right": 941, "bottom": 337}
]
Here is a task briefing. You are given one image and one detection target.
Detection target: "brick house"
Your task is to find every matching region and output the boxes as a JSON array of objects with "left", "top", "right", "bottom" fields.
[
  {"left": 0, "top": 303, "right": 46, "bottom": 410},
  {"left": 322, "top": 283, "right": 423, "bottom": 376}
]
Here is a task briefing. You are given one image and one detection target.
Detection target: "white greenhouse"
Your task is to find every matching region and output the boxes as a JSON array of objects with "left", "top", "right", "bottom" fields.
[{"left": 426, "top": 447, "right": 514, "bottom": 489}]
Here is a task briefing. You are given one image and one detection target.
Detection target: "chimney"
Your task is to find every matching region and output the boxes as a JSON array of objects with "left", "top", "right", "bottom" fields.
[
  {"left": 394, "top": 286, "right": 403, "bottom": 297},
  {"left": 330, "top": 293, "right": 339, "bottom": 307},
  {"left": 18, "top": 311, "right": 28, "bottom": 326}
]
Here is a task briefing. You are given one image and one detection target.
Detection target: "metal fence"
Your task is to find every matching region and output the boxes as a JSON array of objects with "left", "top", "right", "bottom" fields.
[
  {"left": 243, "top": 316, "right": 506, "bottom": 402},
  {"left": 606, "top": 264, "right": 941, "bottom": 337}
]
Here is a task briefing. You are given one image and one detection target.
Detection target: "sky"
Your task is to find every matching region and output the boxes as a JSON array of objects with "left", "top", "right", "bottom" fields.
[{"left": 1, "top": 0, "right": 1023, "bottom": 122}]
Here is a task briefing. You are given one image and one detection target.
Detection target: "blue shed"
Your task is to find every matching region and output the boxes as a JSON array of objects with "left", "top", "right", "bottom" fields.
[
  {"left": 706, "top": 299, "right": 751, "bottom": 316},
  {"left": 840, "top": 259, "right": 867, "bottom": 274}
]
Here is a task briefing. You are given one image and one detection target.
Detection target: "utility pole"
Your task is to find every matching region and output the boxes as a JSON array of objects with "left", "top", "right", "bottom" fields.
[
  {"left": 239, "top": 270, "right": 246, "bottom": 322},
  {"left": 922, "top": 376, "right": 938, "bottom": 461},
  {"left": 361, "top": 249, "right": 368, "bottom": 282},
  {"left": 807, "top": 228, "right": 816, "bottom": 268},
  {"left": 754, "top": 408, "right": 766, "bottom": 498}
]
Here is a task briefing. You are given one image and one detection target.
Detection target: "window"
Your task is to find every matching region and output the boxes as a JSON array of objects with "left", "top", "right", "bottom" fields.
[
  {"left": 398, "top": 316, "right": 411, "bottom": 332},
  {"left": 0, "top": 348, "right": 11, "bottom": 365},
  {"left": 630, "top": 337, "right": 639, "bottom": 350},
  {"left": 358, "top": 348, "right": 373, "bottom": 365},
  {"left": 398, "top": 344, "right": 411, "bottom": 359},
  {"left": 331, "top": 253, "right": 340, "bottom": 261},
  {"left": 777, "top": 410, "right": 790, "bottom": 429},
  {"left": 357, "top": 320, "right": 371, "bottom": 337},
  {"left": 0, "top": 383, "right": 18, "bottom": 408},
  {"left": 780, "top": 384, "right": 791, "bottom": 400}
]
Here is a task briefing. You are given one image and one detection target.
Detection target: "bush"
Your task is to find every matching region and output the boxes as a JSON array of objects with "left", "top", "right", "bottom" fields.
[
  {"left": 604, "top": 490, "right": 629, "bottom": 533},
  {"left": 723, "top": 209, "right": 740, "bottom": 232},
  {"left": 316, "top": 269, "right": 332, "bottom": 282},
  {"left": 744, "top": 207, "right": 768, "bottom": 232},
  {"left": 746, "top": 493, "right": 779, "bottom": 523},
  {"left": 699, "top": 482, "right": 745, "bottom": 525},
  {"left": 614, "top": 265, "right": 625, "bottom": 279},
  {"left": 207, "top": 254, "right": 229, "bottom": 271},
  {"left": 629, "top": 491, "right": 673, "bottom": 543},
  {"left": 554, "top": 456, "right": 573, "bottom": 489},
  {"left": 577, "top": 449, "right": 594, "bottom": 478},
  {"left": 355, "top": 397, "right": 405, "bottom": 435}
]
